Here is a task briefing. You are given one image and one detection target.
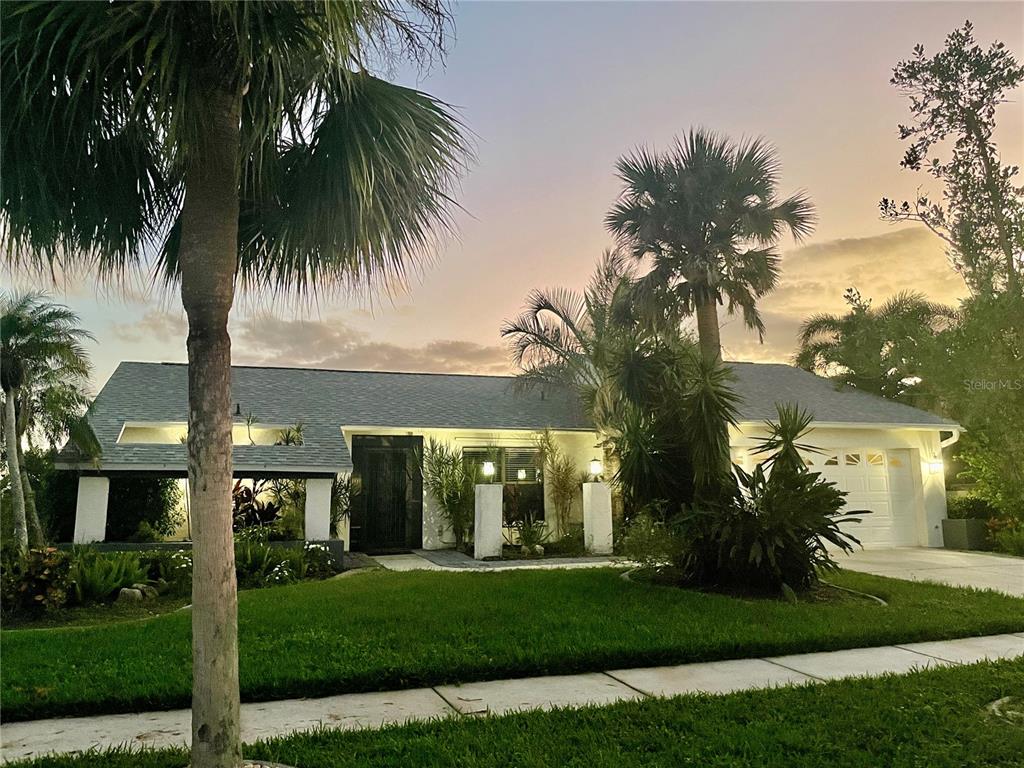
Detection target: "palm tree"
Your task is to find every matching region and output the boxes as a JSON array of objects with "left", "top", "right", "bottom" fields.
[
  {"left": 502, "top": 251, "right": 739, "bottom": 511},
  {"left": 501, "top": 249, "right": 643, "bottom": 430},
  {"left": 1, "top": 4, "right": 468, "bottom": 767},
  {"left": 606, "top": 128, "right": 816, "bottom": 363},
  {"left": 795, "top": 287, "right": 955, "bottom": 404},
  {"left": 1, "top": 292, "right": 94, "bottom": 551}
]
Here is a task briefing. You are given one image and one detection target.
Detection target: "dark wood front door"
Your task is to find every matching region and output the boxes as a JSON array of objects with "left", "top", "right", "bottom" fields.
[{"left": 351, "top": 435, "right": 423, "bottom": 552}]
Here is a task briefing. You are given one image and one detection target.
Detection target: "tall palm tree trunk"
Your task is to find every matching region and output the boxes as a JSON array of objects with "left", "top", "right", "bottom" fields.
[
  {"left": 15, "top": 402, "right": 45, "bottom": 546},
  {"left": 179, "top": 82, "right": 243, "bottom": 768},
  {"left": 695, "top": 299, "right": 723, "bottom": 364},
  {"left": 17, "top": 444, "right": 45, "bottom": 546},
  {"left": 3, "top": 389, "right": 28, "bottom": 553}
]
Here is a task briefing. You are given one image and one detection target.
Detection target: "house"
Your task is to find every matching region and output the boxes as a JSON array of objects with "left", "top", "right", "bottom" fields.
[{"left": 57, "top": 361, "right": 960, "bottom": 552}]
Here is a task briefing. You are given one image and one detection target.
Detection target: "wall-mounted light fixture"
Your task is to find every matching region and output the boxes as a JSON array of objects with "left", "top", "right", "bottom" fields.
[
  {"left": 482, "top": 460, "right": 496, "bottom": 479},
  {"left": 589, "top": 458, "right": 603, "bottom": 479},
  {"left": 517, "top": 468, "right": 527, "bottom": 481},
  {"left": 927, "top": 459, "right": 944, "bottom": 475}
]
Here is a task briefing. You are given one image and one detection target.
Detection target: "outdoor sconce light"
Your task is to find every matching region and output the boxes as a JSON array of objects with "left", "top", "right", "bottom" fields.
[
  {"left": 928, "top": 459, "right": 944, "bottom": 475},
  {"left": 482, "top": 461, "right": 496, "bottom": 479},
  {"left": 517, "top": 469, "right": 527, "bottom": 480},
  {"left": 589, "top": 458, "right": 603, "bottom": 479}
]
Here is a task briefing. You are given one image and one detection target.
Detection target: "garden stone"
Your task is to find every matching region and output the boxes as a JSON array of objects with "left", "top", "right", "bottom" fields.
[
  {"left": 131, "top": 583, "right": 159, "bottom": 599},
  {"left": 116, "top": 587, "right": 144, "bottom": 603}
]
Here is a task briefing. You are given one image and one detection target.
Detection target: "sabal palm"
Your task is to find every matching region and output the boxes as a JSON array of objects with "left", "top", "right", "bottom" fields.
[
  {"left": 606, "top": 128, "right": 815, "bottom": 363},
  {"left": 795, "top": 288, "right": 955, "bottom": 404},
  {"left": 1, "top": 4, "right": 467, "bottom": 767},
  {"left": 1, "top": 292, "right": 94, "bottom": 551}
]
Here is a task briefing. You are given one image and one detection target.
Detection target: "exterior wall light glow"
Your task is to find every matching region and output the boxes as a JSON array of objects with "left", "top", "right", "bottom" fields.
[
  {"left": 482, "top": 461, "right": 496, "bottom": 479},
  {"left": 928, "top": 460, "right": 944, "bottom": 475},
  {"left": 517, "top": 468, "right": 527, "bottom": 480},
  {"left": 589, "top": 458, "right": 603, "bottom": 478}
]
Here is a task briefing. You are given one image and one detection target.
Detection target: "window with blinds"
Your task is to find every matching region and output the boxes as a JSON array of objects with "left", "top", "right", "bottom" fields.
[{"left": 463, "top": 447, "right": 543, "bottom": 484}]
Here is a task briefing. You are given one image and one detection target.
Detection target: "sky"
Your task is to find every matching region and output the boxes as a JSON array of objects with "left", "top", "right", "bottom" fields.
[{"left": 9, "top": 1, "right": 1023, "bottom": 393}]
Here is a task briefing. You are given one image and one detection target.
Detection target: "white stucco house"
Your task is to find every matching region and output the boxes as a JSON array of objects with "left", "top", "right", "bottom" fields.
[{"left": 57, "top": 360, "right": 960, "bottom": 552}]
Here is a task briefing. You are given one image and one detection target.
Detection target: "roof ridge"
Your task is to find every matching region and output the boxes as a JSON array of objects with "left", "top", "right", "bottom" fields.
[{"left": 119, "top": 360, "right": 520, "bottom": 381}]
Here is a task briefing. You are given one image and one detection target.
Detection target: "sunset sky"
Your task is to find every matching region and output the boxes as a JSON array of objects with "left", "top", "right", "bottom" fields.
[{"left": 12, "top": 1, "right": 1023, "bottom": 392}]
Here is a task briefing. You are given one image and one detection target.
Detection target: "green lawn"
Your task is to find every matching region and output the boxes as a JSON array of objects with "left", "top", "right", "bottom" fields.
[
  {"left": 17, "top": 660, "right": 1024, "bottom": 768},
  {"left": 3, "top": 568, "right": 1023, "bottom": 722}
]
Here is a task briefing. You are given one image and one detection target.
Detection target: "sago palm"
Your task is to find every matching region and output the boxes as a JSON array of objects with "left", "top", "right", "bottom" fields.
[
  {"left": 795, "top": 287, "right": 955, "bottom": 404},
  {"left": 1, "top": 4, "right": 468, "bottom": 767},
  {"left": 606, "top": 128, "right": 815, "bottom": 363},
  {"left": 1, "top": 292, "right": 94, "bottom": 551}
]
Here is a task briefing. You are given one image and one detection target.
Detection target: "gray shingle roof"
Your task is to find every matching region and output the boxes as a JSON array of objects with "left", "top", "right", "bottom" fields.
[
  {"left": 728, "top": 362, "right": 957, "bottom": 427},
  {"left": 60, "top": 360, "right": 956, "bottom": 475}
]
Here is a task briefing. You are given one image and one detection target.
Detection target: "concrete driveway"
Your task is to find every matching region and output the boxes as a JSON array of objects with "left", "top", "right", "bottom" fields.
[{"left": 840, "top": 547, "right": 1024, "bottom": 597}]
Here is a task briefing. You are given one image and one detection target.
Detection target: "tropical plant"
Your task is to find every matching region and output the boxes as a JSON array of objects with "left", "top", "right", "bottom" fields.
[
  {"left": 503, "top": 252, "right": 740, "bottom": 515},
  {"left": 330, "top": 474, "right": 353, "bottom": 540},
  {"left": 1, "top": 292, "right": 96, "bottom": 552},
  {"left": 0, "top": 547, "right": 72, "bottom": 616},
  {"left": 502, "top": 249, "right": 646, "bottom": 430},
  {"left": 69, "top": 549, "right": 149, "bottom": 605},
  {"left": 879, "top": 22, "right": 1023, "bottom": 297},
  {"left": 1, "top": 3, "right": 468, "bottom": 765},
  {"left": 795, "top": 287, "right": 955, "bottom": 405},
  {"left": 946, "top": 495, "right": 998, "bottom": 521},
  {"left": 231, "top": 480, "right": 281, "bottom": 532},
  {"left": 534, "top": 430, "right": 579, "bottom": 534},
  {"left": 606, "top": 128, "right": 815, "bottom": 363},
  {"left": 422, "top": 438, "right": 475, "bottom": 550}
]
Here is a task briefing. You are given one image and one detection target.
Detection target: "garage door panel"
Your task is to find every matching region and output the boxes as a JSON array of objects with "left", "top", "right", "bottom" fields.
[{"left": 799, "top": 446, "right": 917, "bottom": 549}]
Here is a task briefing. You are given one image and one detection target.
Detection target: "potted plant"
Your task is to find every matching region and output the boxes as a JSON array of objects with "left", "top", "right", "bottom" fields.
[{"left": 942, "top": 496, "right": 996, "bottom": 551}]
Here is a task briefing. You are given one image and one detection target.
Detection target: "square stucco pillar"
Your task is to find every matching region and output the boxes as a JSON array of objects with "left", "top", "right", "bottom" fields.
[
  {"left": 74, "top": 476, "right": 109, "bottom": 544},
  {"left": 304, "top": 478, "right": 333, "bottom": 542},
  {"left": 474, "top": 483, "right": 503, "bottom": 560},
  {"left": 583, "top": 482, "right": 613, "bottom": 555}
]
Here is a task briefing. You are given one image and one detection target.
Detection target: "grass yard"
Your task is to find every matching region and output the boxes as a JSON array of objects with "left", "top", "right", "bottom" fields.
[
  {"left": 3, "top": 568, "right": 1023, "bottom": 722},
  {"left": 16, "top": 660, "right": 1024, "bottom": 768}
]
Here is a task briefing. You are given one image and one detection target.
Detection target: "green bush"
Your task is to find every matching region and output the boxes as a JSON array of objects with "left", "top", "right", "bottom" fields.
[
  {"left": 139, "top": 549, "right": 193, "bottom": 597},
  {"left": 621, "top": 507, "right": 680, "bottom": 570},
  {"left": 947, "top": 495, "right": 999, "bottom": 520},
  {"left": 106, "top": 477, "right": 184, "bottom": 542},
  {"left": 1, "top": 547, "right": 72, "bottom": 615},
  {"left": 69, "top": 549, "right": 149, "bottom": 605},
  {"left": 990, "top": 519, "right": 1024, "bottom": 556},
  {"left": 301, "top": 542, "right": 339, "bottom": 578}
]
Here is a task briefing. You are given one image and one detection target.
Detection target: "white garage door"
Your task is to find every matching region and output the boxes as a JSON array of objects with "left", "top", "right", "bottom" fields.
[{"left": 804, "top": 448, "right": 917, "bottom": 547}]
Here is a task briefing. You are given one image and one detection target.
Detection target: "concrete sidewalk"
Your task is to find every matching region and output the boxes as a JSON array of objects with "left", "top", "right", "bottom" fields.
[{"left": 2, "top": 633, "right": 1021, "bottom": 763}]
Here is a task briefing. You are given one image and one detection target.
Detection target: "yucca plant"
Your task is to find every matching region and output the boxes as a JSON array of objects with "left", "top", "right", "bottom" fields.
[{"left": 421, "top": 438, "right": 475, "bottom": 550}]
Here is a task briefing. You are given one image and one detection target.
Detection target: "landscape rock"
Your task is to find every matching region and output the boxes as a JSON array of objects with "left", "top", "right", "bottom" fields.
[
  {"left": 131, "top": 583, "right": 159, "bottom": 600},
  {"left": 116, "top": 587, "right": 144, "bottom": 603}
]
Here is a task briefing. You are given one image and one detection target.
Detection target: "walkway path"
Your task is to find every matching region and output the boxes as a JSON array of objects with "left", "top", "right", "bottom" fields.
[
  {"left": 3, "top": 633, "right": 1021, "bottom": 763},
  {"left": 374, "top": 549, "right": 617, "bottom": 572}
]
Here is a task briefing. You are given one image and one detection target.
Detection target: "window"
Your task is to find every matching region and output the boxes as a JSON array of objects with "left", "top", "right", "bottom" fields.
[
  {"left": 845, "top": 453, "right": 862, "bottom": 466},
  {"left": 463, "top": 446, "right": 544, "bottom": 523},
  {"left": 824, "top": 454, "right": 839, "bottom": 466},
  {"left": 867, "top": 452, "right": 885, "bottom": 466}
]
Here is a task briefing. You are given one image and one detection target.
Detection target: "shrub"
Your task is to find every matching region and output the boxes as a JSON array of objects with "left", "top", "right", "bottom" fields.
[
  {"left": 677, "top": 465, "right": 859, "bottom": 596},
  {"left": 946, "top": 495, "right": 998, "bottom": 520},
  {"left": 69, "top": 549, "right": 149, "bottom": 605},
  {"left": 621, "top": 506, "right": 679, "bottom": 570},
  {"left": 990, "top": 518, "right": 1024, "bottom": 556},
  {"left": 545, "top": 524, "right": 585, "bottom": 557},
  {"left": 302, "top": 542, "right": 339, "bottom": 578},
  {"left": 1, "top": 547, "right": 72, "bottom": 615},
  {"left": 139, "top": 549, "right": 192, "bottom": 597},
  {"left": 234, "top": 541, "right": 281, "bottom": 589},
  {"left": 422, "top": 438, "right": 475, "bottom": 550}
]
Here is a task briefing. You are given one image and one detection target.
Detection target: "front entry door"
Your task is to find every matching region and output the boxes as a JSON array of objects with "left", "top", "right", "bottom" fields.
[{"left": 351, "top": 436, "right": 423, "bottom": 552}]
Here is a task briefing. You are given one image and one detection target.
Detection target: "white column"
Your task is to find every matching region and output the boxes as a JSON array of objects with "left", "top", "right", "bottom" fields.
[
  {"left": 582, "top": 482, "right": 613, "bottom": 555},
  {"left": 304, "top": 477, "right": 333, "bottom": 542},
  {"left": 74, "top": 476, "right": 109, "bottom": 544},
  {"left": 474, "top": 483, "right": 503, "bottom": 560}
]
